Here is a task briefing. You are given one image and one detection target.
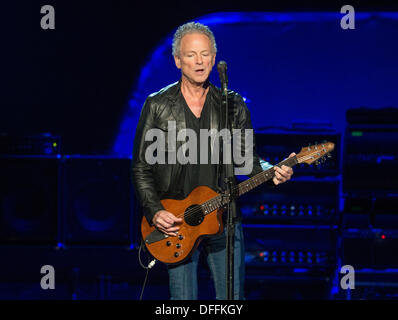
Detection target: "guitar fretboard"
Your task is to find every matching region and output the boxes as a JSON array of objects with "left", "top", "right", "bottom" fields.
[{"left": 200, "top": 156, "right": 298, "bottom": 215}]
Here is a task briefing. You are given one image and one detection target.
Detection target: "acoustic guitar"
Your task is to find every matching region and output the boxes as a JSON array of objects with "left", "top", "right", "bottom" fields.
[{"left": 141, "top": 141, "right": 335, "bottom": 264}]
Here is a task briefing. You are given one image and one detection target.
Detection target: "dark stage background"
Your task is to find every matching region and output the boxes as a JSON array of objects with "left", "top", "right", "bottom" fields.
[{"left": 1, "top": 1, "right": 398, "bottom": 300}]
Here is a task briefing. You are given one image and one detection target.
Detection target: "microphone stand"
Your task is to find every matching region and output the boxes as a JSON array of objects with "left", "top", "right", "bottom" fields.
[{"left": 217, "top": 61, "right": 236, "bottom": 300}]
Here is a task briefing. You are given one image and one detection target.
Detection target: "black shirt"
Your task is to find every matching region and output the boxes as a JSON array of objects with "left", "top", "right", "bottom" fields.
[{"left": 179, "top": 90, "right": 218, "bottom": 197}]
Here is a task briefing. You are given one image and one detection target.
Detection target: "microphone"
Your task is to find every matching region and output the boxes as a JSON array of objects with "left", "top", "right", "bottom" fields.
[{"left": 217, "top": 61, "right": 228, "bottom": 94}]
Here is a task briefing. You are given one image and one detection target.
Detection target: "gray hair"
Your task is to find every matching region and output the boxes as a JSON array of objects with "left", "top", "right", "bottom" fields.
[{"left": 172, "top": 22, "right": 217, "bottom": 57}]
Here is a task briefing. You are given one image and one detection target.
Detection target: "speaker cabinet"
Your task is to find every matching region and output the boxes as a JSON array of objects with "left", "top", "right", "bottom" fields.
[
  {"left": 0, "top": 156, "right": 58, "bottom": 244},
  {"left": 62, "top": 157, "right": 133, "bottom": 245}
]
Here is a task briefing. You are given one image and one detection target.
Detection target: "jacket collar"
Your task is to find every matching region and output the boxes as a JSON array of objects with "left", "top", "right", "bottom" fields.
[
  {"left": 165, "top": 79, "right": 221, "bottom": 103},
  {"left": 165, "top": 79, "right": 224, "bottom": 155},
  {"left": 167, "top": 79, "right": 222, "bottom": 130},
  {"left": 164, "top": 79, "right": 182, "bottom": 102},
  {"left": 167, "top": 80, "right": 185, "bottom": 131}
]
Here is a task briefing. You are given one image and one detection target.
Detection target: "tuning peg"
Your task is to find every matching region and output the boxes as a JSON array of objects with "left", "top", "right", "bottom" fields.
[{"left": 315, "top": 160, "right": 320, "bottom": 166}]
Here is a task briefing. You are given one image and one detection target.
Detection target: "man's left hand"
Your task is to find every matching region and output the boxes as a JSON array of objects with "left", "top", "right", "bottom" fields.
[{"left": 272, "top": 152, "right": 295, "bottom": 185}]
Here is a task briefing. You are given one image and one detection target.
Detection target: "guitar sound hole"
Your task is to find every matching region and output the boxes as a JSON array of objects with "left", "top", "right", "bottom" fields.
[{"left": 184, "top": 204, "right": 204, "bottom": 226}]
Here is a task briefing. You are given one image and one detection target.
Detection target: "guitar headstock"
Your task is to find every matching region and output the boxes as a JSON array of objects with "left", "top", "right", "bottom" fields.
[{"left": 296, "top": 141, "right": 335, "bottom": 165}]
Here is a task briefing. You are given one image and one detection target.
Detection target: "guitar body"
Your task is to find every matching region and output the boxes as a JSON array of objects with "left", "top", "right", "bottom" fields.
[
  {"left": 140, "top": 141, "right": 335, "bottom": 265},
  {"left": 141, "top": 186, "right": 224, "bottom": 265}
]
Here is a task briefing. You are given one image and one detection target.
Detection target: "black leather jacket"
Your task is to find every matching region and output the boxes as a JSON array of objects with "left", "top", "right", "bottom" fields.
[{"left": 131, "top": 80, "right": 267, "bottom": 224}]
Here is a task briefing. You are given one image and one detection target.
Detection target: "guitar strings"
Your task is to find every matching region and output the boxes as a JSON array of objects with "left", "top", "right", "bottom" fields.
[
  {"left": 171, "top": 168, "right": 278, "bottom": 221},
  {"left": 166, "top": 153, "right": 327, "bottom": 222},
  {"left": 171, "top": 158, "right": 294, "bottom": 221},
  {"left": 171, "top": 158, "right": 295, "bottom": 221}
]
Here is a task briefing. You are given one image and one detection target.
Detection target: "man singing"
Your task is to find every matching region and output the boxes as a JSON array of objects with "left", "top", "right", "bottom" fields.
[{"left": 132, "top": 22, "right": 294, "bottom": 299}]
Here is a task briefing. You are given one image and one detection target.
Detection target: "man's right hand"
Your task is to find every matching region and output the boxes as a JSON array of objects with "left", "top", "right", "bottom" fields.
[{"left": 152, "top": 210, "right": 183, "bottom": 237}]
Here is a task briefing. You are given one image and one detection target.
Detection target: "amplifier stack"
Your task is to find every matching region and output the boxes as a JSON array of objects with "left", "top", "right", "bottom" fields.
[
  {"left": 339, "top": 107, "right": 398, "bottom": 300},
  {"left": 240, "top": 128, "right": 341, "bottom": 299}
]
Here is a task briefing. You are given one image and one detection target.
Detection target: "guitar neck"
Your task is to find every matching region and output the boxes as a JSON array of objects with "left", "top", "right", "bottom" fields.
[
  {"left": 201, "top": 156, "right": 298, "bottom": 215},
  {"left": 236, "top": 156, "right": 298, "bottom": 196}
]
